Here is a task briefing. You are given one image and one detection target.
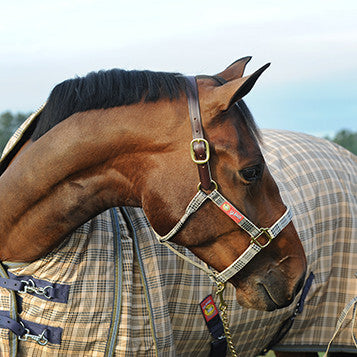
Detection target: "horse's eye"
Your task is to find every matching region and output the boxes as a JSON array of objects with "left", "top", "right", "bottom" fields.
[{"left": 240, "top": 165, "right": 263, "bottom": 182}]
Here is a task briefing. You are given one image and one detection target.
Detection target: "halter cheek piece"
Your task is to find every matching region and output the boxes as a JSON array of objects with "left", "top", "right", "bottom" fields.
[{"left": 154, "top": 76, "right": 293, "bottom": 284}]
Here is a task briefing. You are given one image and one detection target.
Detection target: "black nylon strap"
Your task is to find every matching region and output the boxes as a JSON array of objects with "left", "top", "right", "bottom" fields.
[{"left": 200, "top": 295, "right": 227, "bottom": 356}]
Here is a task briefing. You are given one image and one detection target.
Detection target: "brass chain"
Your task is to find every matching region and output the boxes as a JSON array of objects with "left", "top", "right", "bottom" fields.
[{"left": 216, "top": 282, "right": 238, "bottom": 357}]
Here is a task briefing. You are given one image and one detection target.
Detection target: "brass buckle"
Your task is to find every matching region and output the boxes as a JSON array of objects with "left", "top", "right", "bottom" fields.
[
  {"left": 251, "top": 228, "right": 273, "bottom": 248},
  {"left": 190, "top": 138, "right": 210, "bottom": 164}
]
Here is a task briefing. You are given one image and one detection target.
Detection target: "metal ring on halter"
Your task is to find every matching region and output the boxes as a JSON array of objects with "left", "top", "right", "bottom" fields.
[{"left": 197, "top": 180, "right": 218, "bottom": 192}]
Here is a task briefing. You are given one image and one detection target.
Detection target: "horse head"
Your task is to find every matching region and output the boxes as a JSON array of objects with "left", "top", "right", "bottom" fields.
[{"left": 142, "top": 58, "right": 307, "bottom": 310}]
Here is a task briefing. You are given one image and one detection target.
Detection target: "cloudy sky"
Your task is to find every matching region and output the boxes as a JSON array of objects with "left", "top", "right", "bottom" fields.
[{"left": 1, "top": 0, "right": 356, "bottom": 137}]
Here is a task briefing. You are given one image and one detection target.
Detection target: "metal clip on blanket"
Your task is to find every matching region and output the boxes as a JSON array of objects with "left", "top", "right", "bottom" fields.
[
  {"left": 19, "top": 279, "right": 53, "bottom": 299},
  {"left": 18, "top": 322, "right": 48, "bottom": 346}
]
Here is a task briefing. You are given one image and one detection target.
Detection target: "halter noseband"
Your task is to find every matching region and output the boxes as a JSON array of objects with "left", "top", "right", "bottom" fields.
[{"left": 154, "top": 76, "right": 293, "bottom": 284}]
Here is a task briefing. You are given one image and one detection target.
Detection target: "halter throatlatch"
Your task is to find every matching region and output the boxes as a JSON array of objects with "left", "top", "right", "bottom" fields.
[{"left": 154, "top": 76, "right": 293, "bottom": 284}]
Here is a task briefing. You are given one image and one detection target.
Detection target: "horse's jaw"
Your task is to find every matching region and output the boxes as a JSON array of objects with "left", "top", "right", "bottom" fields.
[
  {"left": 170, "top": 213, "right": 307, "bottom": 312},
  {"left": 230, "top": 258, "right": 306, "bottom": 311}
]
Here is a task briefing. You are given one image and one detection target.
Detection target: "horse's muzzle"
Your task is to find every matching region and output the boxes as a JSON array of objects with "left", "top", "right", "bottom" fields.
[
  {"left": 232, "top": 259, "right": 307, "bottom": 311},
  {"left": 256, "top": 269, "right": 306, "bottom": 311}
]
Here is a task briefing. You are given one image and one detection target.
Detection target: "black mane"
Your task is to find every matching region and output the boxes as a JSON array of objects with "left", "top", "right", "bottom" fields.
[
  {"left": 31, "top": 69, "right": 188, "bottom": 140},
  {"left": 31, "top": 68, "right": 260, "bottom": 142}
]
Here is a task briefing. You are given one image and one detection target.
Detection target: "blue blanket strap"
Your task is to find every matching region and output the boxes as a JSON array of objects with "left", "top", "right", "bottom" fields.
[
  {"left": 260, "top": 271, "right": 315, "bottom": 354},
  {"left": 0, "top": 311, "right": 62, "bottom": 345},
  {"left": 200, "top": 295, "right": 228, "bottom": 356},
  {"left": 0, "top": 273, "right": 70, "bottom": 303},
  {"left": 0, "top": 314, "right": 26, "bottom": 336},
  {"left": 0, "top": 276, "right": 25, "bottom": 292}
]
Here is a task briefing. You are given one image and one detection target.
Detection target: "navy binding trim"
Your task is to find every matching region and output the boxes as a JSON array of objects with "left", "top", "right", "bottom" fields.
[
  {"left": 121, "top": 207, "right": 159, "bottom": 352},
  {"left": 260, "top": 272, "right": 315, "bottom": 354},
  {"left": 0, "top": 262, "right": 20, "bottom": 356},
  {"left": 104, "top": 208, "right": 123, "bottom": 357}
]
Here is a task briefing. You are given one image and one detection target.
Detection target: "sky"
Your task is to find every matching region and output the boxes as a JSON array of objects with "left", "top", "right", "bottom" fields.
[{"left": 1, "top": 0, "right": 356, "bottom": 137}]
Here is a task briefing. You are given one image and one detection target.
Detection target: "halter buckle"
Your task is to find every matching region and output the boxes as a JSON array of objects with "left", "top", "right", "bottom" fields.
[
  {"left": 190, "top": 138, "right": 210, "bottom": 164},
  {"left": 251, "top": 228, "right": 273, "bottom": 248}
]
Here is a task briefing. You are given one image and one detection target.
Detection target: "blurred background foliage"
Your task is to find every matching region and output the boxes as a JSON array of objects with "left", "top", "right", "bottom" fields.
[{"left": 0, "top": 111, "right": 30, "bottom": 153}]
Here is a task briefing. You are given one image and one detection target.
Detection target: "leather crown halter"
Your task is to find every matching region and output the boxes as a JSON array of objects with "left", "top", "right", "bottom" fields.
[{"left": 154, "top": 76, "right": 293, "bottom": 284}]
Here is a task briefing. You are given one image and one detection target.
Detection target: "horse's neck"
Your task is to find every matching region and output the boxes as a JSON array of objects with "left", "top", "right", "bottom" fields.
[{"left": 0, "top": 102, "right": 184, "bottom": 262}]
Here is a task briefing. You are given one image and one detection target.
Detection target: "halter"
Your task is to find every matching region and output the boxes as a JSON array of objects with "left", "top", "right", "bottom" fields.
[{"left": 154, "top": 76, "right": 293, "bottom": 284}]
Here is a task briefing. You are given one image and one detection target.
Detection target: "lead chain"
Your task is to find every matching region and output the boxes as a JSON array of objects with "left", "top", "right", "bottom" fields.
[{"left": 216, "top": 282, "right": 238, "bottom": 357}]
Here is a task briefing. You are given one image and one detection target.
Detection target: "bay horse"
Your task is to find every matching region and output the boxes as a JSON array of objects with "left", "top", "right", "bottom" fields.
[
  {"left": 3, "top": 57, "right": 354, "bottom": 356},
  {"left": 0, "top": 57, "right": 306, "bottom": 310}
]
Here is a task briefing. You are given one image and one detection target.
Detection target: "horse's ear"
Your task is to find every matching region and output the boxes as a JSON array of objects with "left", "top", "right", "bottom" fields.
[
  {"left": 213, "top": 63, "right": 270, "bottom": 111},
  {"left": 215, "top": 56, "right": 252, "bottom": 81}
]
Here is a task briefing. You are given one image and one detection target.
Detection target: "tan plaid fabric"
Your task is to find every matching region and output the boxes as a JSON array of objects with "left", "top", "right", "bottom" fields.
[
  {"left": 261, "top": 130, "right": 357, "bottom": 353},
  {"left": 0, "top": 115, "right": 356, "bottom": 356}
]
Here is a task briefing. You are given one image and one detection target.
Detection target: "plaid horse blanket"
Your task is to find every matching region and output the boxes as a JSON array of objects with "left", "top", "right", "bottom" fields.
[{"left": 0, "top": 115, "right": 356, "bottom": 356}]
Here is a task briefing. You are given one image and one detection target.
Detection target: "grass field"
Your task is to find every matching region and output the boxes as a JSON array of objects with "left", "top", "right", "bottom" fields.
[{"left": 259, "top": 351, "right": 325, "bottom": 357}]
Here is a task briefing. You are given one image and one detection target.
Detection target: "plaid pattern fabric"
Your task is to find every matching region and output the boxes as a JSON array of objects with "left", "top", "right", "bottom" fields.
[
  {"left": 0, "top": 114, "right": 356, "bottom": 356},
  {"left": 262, "top": 130, "right": 357, "bottom": 353},
  {"left": 1, "top": 210, "right": 119, "bottom": 356}
]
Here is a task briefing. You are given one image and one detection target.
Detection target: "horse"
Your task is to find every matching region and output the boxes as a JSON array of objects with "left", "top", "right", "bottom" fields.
[{"left": 0, "top": 57, "right": 355, "bottom": 356}]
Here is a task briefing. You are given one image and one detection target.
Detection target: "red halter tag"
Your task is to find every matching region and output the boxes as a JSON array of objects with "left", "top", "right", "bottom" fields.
[{"left": 219, "top": 201, "right": 245, "bottom": 224}]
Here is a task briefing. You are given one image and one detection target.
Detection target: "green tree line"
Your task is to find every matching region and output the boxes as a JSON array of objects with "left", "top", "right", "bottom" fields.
[
  {"left": 0, "top": 111, "right": 31, "bottom": 153},
  {"left": 324, "top": 129, "right": 357, "bottom": 155},
  {"left": 0, "top": 111, "right": 356, "bottom": 155}
]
